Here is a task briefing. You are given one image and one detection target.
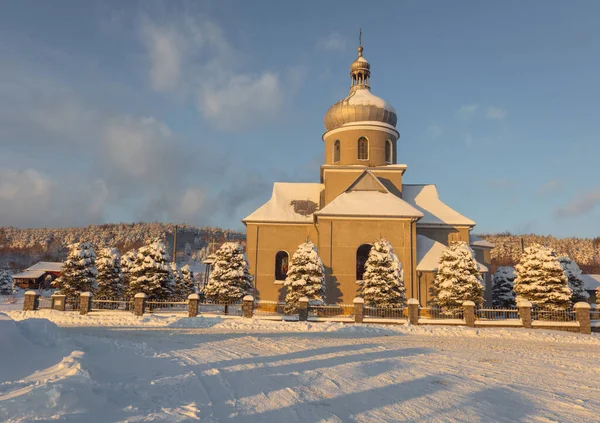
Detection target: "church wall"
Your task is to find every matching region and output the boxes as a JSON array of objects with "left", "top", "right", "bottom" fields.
[
  {"left": 317, "top": 217, "right": 417, "bottom": 304},
  {"left": 246, "top": 223, "right": 319, "bottom": 302},
  {"left": 417, "top": 226, "right": 470, "bottom": 245},
  {"left": 417, "top": 271, "right": 436, "bottom": 306},
  {"left": 322, "top": 168, "right": 404, "bottom": 206},
  {"left": 323, "top": 128, "right": 398, "bottom": 167}
]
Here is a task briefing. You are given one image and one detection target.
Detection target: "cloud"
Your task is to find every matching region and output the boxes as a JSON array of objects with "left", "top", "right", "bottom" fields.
[
  {"left": 427, "top": 124, "right": 442, "bottom": 138},
  {"left": 486, "top": 106, "right": 507, "bottom": 120},
  {"left": 141, "top": 23, "right": 184, "bottom": 91},
  {"left": 316, "top": 32, "right": 346, "bottom": 52},
  {"left": 555, "top": 188, "right": 600, "bottom": 218},
  {"left": 456, "top": 104, "right": 478, "bottom": 119},
  {"left": 538, "top": 180, "right": 563, "bottom": 196}
]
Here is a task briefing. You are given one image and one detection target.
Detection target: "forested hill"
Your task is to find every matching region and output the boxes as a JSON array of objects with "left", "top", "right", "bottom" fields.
[
  {"left": 0, "top": 223, "right": 244, "bottom": 270},
  {"left": 478, "top": 233, "right": 600, "bottom": 273}
]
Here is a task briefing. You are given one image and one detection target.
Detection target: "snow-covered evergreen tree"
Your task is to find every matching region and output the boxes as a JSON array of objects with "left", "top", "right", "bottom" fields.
[
  {"left": 492, "top": 266, "right": 516, "bottom": 307},
  {"left": 128, "top": 239, "right": 176, "bottom": 299},
  {"left": 431, "top": 241, "right": 484, "bottom": 308},
  {"left": 120, "top": 249, "right": 136, "bottom": 296},
  {"left": 53, "top": 242, "right": 98, "bottom": 300},
  {"left": 204, "top": 242, "right": 253, "bottom": 303},
  {"left": 96, "top": 248, "right": 124, "bottom": 298},
  {"left": 514, "top": 245, "right": 571, "bottom": 308},
  {"left": 0, "top": 264, "right": 13, "bottom": 295},
  {"left": 358, "top": 239, "right": 406, "bottom": 307},
  {"left": 284, "top": 241, "right": 326, "bottom": 314},
  {"left": 559, "top": 257, "right": 589, "bottom": 303},
  {"left": 178, "top": 264, "right": 196, "bottom": 298}
]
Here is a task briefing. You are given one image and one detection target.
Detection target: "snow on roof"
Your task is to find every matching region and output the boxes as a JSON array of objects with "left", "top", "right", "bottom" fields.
[
  {"left": 402, "top": 184, "right": 476, "bottom": 227},
  {"left": 243, "top": 183, "right": 324, "bottom": 223},
  {"left": 315, "top": 191, "right": 424, "bottom": 218},
  {"left": 345, "top": 87, "right": 395, "bottom": 111},
  {"left": 26, "top": 262, "right": 63, "bottom": 272},
  {"left": 416, "top": 235, "right": 489, "bottom": 272},
  {"left": 582, "top": 274, "right": 600, "bottom": 291},
  {"left": 469, "top": 234, "right": 494, "bottom": 249},
  {"left": 12, "top": 269, "right": 47, "bottom": 279}
]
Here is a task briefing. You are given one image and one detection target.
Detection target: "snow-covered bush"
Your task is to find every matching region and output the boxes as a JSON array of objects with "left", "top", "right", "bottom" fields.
[
  {"left": 52, "top": 242, "right": 98, "bottom": 300},
  {"left": 178, "top": 264, "right": 196, "bottom": 298},
  {"left": 96, "top": 248, "right": 124, "bottom": 298},
  {"left": 204, "top": 242, "right": 253, "bottom": 304},
  {"left": 0, "top": 264, "right": 13, "bottom": 295},
  {"left": 128, "top": 239, "right": 176, "bottom": 299},
  {"left": 492, "top": 266, "right": 516, "bottom": 307},
  {"left": 358, "top": 239, "right": 405, "bottom": 307},
  {"left": 284, "top": 241, "right": 326, "bottom": 314},
  {"left": 120, "top": 249, "right": 136, "bottom": 296},
  {"left": 431, "top": 241, "right": 484, "bottom": 308},
  {"left": 559, "top": 257, "right": 589, "bottom": 303},
  {"left": 514, "top": 245, "right": 571, "bottom": 308}
]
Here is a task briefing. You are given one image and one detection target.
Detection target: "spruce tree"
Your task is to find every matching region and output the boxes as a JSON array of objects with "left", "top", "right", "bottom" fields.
[
  {"left": 492, "top": 266, "right": 516, "bottom": 307},
  {"left": 121, "top": 249, "right": 136, "bottom": 297},
  {"left": 96, "top": 247, "right": 125, "bottom": 298},
  {"left": 559, "top": 257, "right": 589, "bottom": 303},
  {"left": 358, "top": 239, "right": 406, "bottom": 307},
  {"left": 0, "top": 264, "right": 13, "bottom": 295},
  {"left": 179, "top": 264, "right": 196, "bottom": 299},
  {"left": 514, "top": 245, "right": 571, "bottom": 308},
  {"left": 431, "top": 241, "right": 484, "bottom": 308},
  {"left": 204, "top": 242, "right": 253, "bottom": 304},
  {"left": 53, "top": 242, "right": 98, "bottom": 300},
  {"left": 284, "top": 241, "right": 326, "bottom": 314},
  {"left": 129, "top": 239, "right": 176, "bottom": 299}
]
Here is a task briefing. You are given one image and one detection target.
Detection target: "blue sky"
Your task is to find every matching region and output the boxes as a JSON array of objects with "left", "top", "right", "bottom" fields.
[{"left": 0, "top": 1, "right": 598, "bottom": 237}]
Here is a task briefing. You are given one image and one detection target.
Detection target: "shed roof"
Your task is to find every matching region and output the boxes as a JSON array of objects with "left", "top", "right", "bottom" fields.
[
  {"left": 469, "top": 234, "right": 495, "bottom": 249},
  {"left": 26, "top": 262, "right": 63, "bottom": 272},
  {"left": 12, "top": 269, "right": 46, "bottom": 279},
  {"left": 582, "top": 274, "right": 600, "bottom": 291}
]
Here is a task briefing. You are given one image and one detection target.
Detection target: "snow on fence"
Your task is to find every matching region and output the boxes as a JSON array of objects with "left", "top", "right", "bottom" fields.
[
  {"left": 363, "top": 306, "right": 407, "bottom": 319},
  {"left": 309, "top": 304, "right": 354, "bottom": 319},
  {"left": 420, "top": 307, "right": 464, "bottom": 320},
  {"left": 38, "top": 296, "right": 52, "bottom": 309},
  {"left": 92, "top": 298, "right": 133, "bottom": 312},
  {"left": 476, "top": 308, "right": 520, "bottom": 321},
  {"left": 146, "top": 300, "right": 188, "bottom": 314},
  {"left": 0, "top": 295, "right": 18, "bottom": 305},
  {"left": 531, "top": 307, "right": 577, "bottom": 322}
]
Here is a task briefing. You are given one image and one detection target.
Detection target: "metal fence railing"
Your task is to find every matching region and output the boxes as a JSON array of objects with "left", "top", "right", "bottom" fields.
[
  {"left": 590, "top": 310, "right": 600, "bottom": 321},
  {"left": 198, "top": 301, "right": 243, "bottom": 316},
  {"left": 38, "top": 296, "right": 52, "bottom": 309},
  {"left": 146, "top": 300, "right": 188, "bottom": 314},
  {"left": 65, "top": 298, "right": 80, "bottom": 311},
  {"left": 309, "top": 304, "right": 354, "bottom": 319},
  {"left": 476, "top": 308, "right": 520, "bottom": 321},
  {"left": 253, "top": 300, "right": 287, "bottom": 317},
  {"left": 92, "top": 298, "right": 133, "bottom": 312},
  {"left": 420, "top": 307, "right": 464, "bottom": 320},
  {"left": 363, "top": 306, "right": 407, "bottom": 319},
  {"left": 0, "top": 295, "right": 19, "bottom": 305},
  {"left": 531, "top": 307, "right": 576, "bottom": 322}
]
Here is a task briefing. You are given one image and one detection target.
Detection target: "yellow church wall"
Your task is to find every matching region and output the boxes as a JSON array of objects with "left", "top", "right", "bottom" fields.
[
  {"left": 417, "top": 271, "right": 436, "bottom": 306},
  {"left": 317, "top": 217, "right": 418, "bottom": 304},
  {"left": 322, "top": 167, "right": 404, "bottom": 206},
  {"left": 246, "top": 223, "right": 319, "bottom": 302},
  {"left": 417, "top": 226, "right": 470, "bottom": 245},
  {"left": 323, "top": 128, "right": 398, "bottom": 167}
]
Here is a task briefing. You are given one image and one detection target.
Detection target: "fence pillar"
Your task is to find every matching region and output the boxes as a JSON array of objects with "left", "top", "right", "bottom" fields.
[
  {"left": 574, "top": 302, "right": 591, "bottom": 335},
  {"left": 353, "top": 297, "right": 364, "bottom": 323},
  {"left": 407, "top": 298, "right": 419, "bottom": 325},
  {"left": 518, "top": 300, "right": 533, "bottom": 329},
  {"left": 23, "top": 290, "right": 39, "bottom": 311},
  {"left": 298, "top": 297, "right": 309, "bottom": 321},
  {"left": 51, "top": 293, "right": 66, "bottom": 311},
  {"left": 188, "top": 293, "right": 199, "bottom": 317},
  {"left": 134, "top": 293, "right": 147, "bottom": 316},
  {"left": 463, "top": 301, "right": 476, "bottom": 327},
  {"left": 79, "top": 292, "right": 92, "bottom": 315},
  {"left": 242, "top": 295, "right": 254, "bottom": 318}
]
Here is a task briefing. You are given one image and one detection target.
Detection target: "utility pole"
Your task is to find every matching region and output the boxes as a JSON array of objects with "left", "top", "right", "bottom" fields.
[
  {"left": 521, "top": 237, "right": 525, "bottom": 253},
  {"left": 173, "top": 225, "right": 178, "bottom": 263}
]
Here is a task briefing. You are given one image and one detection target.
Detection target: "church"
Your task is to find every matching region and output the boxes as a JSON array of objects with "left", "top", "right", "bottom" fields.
[{"left": 243, "top": 41, "right": 493, "bottom": 306}]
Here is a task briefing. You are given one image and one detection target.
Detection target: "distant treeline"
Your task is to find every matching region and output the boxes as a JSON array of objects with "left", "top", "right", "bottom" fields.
[{"left": 478, "top": 233, "right": 600, "bottom": 274}]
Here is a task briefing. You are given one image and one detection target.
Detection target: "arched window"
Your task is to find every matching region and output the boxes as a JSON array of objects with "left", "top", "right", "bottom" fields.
[
  {"left": 333, "top": 140, "right": 340, "bottom": 163},
  {"left": 275, "top": 251, "right": 289, "bottom": 281},
  {"left": 356, "top": 244, "right": 372, "bottom": 281},
  {"left": 358, "top": 137, "right": 369, "bottom": 161},
  {"left": 385, "top": 140, "right": 393, "bottom": 164}
]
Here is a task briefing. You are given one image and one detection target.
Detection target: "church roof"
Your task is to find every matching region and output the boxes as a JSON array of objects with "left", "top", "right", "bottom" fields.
[
  {"left": 315, "top": 171, "right": 423, "bottom": 219},
  {"left": 469, "top": 234, "right": 495, "bottom": 249},
  {"left": 416, "top": 235, "right": 489, "bottom": 272},
  {"left": 242, "top": 183, "right": 324, "bottom": 224},
  {"left": 402, "top": 184, "right": 476, "bottom": 227}
]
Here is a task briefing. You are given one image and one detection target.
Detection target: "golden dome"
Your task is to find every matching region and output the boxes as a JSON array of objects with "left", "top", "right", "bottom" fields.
[{"left": 324, "top": 43, "right": 397, "bottom": 132}]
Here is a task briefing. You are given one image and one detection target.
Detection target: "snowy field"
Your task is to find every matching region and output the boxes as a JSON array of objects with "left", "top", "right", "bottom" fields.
[{"left": 2, "top": 311, "right": 600, "bottom": 422}]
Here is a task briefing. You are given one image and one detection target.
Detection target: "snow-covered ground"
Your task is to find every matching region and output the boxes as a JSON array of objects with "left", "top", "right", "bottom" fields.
[{"left": 2, "top": 311, "right": 600, "bottom": 422}]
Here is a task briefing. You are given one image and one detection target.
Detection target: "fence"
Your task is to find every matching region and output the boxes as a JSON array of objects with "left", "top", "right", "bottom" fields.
[
  {"left": 531, "top": 307, "right": 576, "bottom": 322},
  {"left": 591, "top": 310, "right": 600, "bottom": 321},
  {"left": 92, "top": 298, "right": 133, "bottom": 312},
  {"left": 198, "top": 301, "right": 243, "bottom": 316},
  {"left": 420, "top": 307, "right": 464, "bottom": 320},
  {"left": 309, "top": 304, "right": 354, "bottom": 319},
  {"left": 253, "top": 300, "right": 287, "bottom": 317},
  {"left": 146, "top": 300, "right": 188, "bottom": 314},
  {"left": 65, "top": 298, "right": 80, "bottom": 311},
  {"left": 38, "top": 296, "right": 52, "bottom": 309},
  {"left": 476, "top": 308, "right": 520, "bottom": 321},
  {"left": 363, "top": 306, "right": 407, "bottom": 319}
]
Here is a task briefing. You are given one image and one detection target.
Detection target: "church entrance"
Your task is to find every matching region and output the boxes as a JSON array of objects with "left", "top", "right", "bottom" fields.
[{"left": 356, "top": 244, "right": 372, "bottom": 281}]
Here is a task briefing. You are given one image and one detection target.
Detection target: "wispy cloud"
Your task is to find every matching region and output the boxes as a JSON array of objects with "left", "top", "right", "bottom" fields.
[
  {"left": 555, "top": 188, "right": 600, "bottom": 218},
  {"left": 316, "top": 32, "right": 346, "bottom": 52},
  {"left": 456, "top": 104, "right": 478, "bottom": 119},
  {"left": 486, "top": 106, "right": 507, "bottom": 120},
  {"left": 538, "top": 180, "right": 563, "bottom": 196}
]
